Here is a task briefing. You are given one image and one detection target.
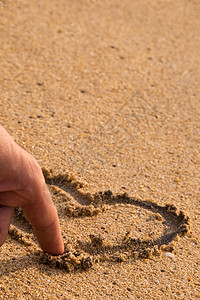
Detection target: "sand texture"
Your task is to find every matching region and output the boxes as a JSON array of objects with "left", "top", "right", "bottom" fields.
[{"left": 0, "top": 0, "right": 200, "bottom": 299}]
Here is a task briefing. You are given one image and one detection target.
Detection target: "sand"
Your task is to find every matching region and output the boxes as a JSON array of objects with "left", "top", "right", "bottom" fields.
[{"left": 0, "top": 0, "right": 200, "bottom": 299}]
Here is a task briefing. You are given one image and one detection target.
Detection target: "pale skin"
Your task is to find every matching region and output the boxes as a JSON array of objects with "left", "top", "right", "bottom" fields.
[{"left": 0, "top": 126, "right": 64, "bottom": 255}]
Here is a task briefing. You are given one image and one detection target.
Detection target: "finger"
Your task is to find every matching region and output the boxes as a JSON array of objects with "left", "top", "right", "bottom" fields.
[
  {"left": 22, "top": 184, "right": 64, "bottom": 255},
  {"left": 0, "top": 205, "right": 14, "bottom": 246}
]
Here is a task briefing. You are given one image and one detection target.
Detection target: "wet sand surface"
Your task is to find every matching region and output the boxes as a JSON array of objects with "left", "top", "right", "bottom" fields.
[{"left": 0, "top": 0, "right": 200, "bottom": 299}]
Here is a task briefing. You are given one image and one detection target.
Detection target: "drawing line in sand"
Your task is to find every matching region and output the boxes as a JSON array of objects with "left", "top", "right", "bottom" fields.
[{"left": 8, "top": 167, "right": 189, "bottom": 273}]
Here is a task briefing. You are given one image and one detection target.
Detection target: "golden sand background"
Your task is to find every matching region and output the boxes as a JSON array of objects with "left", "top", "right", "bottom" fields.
[{"left": 0, "top": 0, "right": 200, "bottom": 299}]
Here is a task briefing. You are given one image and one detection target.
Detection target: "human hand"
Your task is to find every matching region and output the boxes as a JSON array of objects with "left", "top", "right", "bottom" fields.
[{"left": 0, "top": 126, "right": 64, "bottom": 255}]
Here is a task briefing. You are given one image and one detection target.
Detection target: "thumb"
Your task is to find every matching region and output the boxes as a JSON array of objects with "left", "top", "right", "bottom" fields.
[{"left": 0, "top": 205, "right": 14, "bottom": 246}]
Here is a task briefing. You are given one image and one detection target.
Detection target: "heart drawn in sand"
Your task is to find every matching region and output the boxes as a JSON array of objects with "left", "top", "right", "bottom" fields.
[{"left": 9, "top": 168, "right": 189, "bottom": 272}]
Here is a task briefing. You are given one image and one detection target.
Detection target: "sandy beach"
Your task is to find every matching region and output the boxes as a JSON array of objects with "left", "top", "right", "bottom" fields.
[{"left": 0, "top": 0, "right": 200, "bottom": 299}]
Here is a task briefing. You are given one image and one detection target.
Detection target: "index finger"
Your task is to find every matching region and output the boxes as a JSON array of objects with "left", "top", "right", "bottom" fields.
[{"left": 22, "top": 184, "right": 64, "bottom": 255}]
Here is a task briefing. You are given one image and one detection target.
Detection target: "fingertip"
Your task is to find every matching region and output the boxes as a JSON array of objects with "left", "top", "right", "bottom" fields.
[
  {"left": 22, "top": 189, "right": 64, "bottom": 256},
  {"left": 42, "top": 238, "right": 64, "bottom": 255}
]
